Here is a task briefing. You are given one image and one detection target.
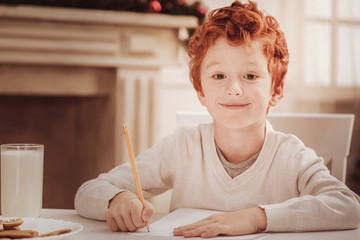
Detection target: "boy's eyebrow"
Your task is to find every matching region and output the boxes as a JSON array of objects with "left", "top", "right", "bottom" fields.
[
  {"left": 204, "top": 61, "right": 221, "bottom": 69},
  {"left": 245, "top": 61, "right": 262, "bottom": 67},
  {"left": 205, "top": 61, "right": 262, "bottom": 69}
]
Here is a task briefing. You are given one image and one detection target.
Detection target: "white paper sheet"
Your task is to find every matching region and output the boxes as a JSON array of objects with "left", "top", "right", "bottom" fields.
[{"left": 130, "top": 208, "right": 267, "bottom": 239}]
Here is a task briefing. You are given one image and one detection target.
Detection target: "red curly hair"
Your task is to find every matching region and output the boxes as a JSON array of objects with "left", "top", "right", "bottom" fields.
[{"left": 188, "top": 0, "right": 289, "bottom": 94}]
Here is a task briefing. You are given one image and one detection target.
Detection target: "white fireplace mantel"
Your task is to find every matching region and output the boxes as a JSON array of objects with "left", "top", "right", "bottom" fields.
[
  {"left": 0, "top": 4, "right": 198, "bottom": 166},
  {"left": 0, "top": 4, "right": 197, "bottom": 68}
]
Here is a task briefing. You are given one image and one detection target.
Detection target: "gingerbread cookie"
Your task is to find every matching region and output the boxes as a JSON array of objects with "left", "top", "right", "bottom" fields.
[
  {"left": 0, "top": 229, "right": 38, "bottom": 239},
  {"left": 2, "top": 219, "right": 23, "bottom": 229},
  {"left": 39, "top": 229, "right": 72, "bottom": 237},
  {"left": 0, "top": 217, "right": 71, "bottom": 239}
]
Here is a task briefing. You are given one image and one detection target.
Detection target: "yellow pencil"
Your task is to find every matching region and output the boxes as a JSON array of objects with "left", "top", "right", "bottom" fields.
[{"left": 122, "top": 124, "right": 150, "bottom": 232}]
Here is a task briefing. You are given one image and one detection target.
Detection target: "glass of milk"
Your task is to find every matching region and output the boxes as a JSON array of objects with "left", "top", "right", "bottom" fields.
[{"left": 1, "top": 144, "right": 44, "bottom": 217}]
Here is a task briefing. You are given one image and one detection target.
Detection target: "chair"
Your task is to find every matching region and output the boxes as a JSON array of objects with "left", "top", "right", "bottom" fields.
[{"left": 176, "top": 111, "right": 355, "bottom": 183}]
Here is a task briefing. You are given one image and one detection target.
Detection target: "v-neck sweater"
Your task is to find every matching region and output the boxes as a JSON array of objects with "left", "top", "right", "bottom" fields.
[
  {"left": 216, "top": 144, "right": 259, "bottom": 178},
  {"left": 75, "top": 121, "right": 360, "bottom": 232}
]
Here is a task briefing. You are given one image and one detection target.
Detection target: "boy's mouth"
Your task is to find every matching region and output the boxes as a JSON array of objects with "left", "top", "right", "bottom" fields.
[{"left": 220, "top": 103, "right": 250, "bottom": 110}]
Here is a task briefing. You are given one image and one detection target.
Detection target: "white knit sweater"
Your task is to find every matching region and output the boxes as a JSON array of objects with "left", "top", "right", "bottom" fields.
[{"left": 75, "top": 121, "right": 360, "bottom": 232}]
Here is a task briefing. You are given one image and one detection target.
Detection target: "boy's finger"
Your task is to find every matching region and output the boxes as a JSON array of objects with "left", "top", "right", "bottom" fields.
[
  {"left": 105, "top": 216, "right": 119, "bottom": 232},
  {"left": 115, "top": 215, "right": 129, "bottom": 232},
  {"left": 130, "top": 204, "right": 146, "bottom": 228},
  {"left": 106, "top": 212, "right": 128, "bottom": 232},
  {"left": 198, "top": 223, "right": 227, "bottom": 238},
  {"left": 123, "top": 212, "right": 138, "bottom": 232},
  {"left": 173, "top": 218, "right": 212, "bottom": 235},
  {"left": 142, "top": 203, "right": 155, "bottom": 222}
]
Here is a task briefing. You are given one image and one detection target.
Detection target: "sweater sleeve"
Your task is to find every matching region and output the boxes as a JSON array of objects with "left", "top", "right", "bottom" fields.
[
  {"left": 260, "top": 147, "right": 360, "bottom": 232},
  {"left": 74, "top": 132, "right": 178, "bottom": 220}
]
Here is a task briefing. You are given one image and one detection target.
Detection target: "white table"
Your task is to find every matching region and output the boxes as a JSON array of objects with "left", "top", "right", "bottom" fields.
[
  {"left": 40, "top": 209, "right": 165, "bottom": 240},
  {"left": 40, "top": 209, "right": 360, "bottom": 240}
]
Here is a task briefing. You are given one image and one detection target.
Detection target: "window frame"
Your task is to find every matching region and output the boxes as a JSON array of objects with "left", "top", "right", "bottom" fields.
[{"left": 300, "top": 0, "right": 360, "bottom": 100}]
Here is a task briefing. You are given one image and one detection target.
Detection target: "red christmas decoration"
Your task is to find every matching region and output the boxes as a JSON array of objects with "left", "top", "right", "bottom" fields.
[
  {"left": 4, "top": 0, "right": 207, "bottom": 24},
  {"left": 195, "top": 5, "right": 206, "bottom": 18},
  {"left": 149, "top": 0, "right": 162, "bottom": 13}
]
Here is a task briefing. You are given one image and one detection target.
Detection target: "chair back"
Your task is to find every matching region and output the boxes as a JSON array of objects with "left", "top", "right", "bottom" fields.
[{"left": 176, "top": 111, "right": 355, "bottom": 183}]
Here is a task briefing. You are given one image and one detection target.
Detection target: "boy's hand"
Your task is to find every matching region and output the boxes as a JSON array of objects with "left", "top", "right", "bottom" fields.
[
  {"left": 173, "top": 207, "right": 267, "bottom": 238},
  {"left": 105, "top": 191, "right": 155, "bottom": 232}
]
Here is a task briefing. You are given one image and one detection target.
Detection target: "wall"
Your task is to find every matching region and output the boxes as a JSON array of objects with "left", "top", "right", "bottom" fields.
[{"left": 0, "top": 5, "right": 198, "bottom": 211}]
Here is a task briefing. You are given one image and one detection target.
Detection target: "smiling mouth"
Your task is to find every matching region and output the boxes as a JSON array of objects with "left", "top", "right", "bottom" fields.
[{"left": 220, "top": 103, "right": 250, "bottom": 109}]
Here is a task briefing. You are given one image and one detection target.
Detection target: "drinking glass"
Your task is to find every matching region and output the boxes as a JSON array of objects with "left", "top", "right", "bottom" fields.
[{"left": 1, "top": 144, "right": 44, "bottom": 217}]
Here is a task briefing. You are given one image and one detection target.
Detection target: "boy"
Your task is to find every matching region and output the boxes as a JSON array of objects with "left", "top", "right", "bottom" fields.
[{"left": 75, "top": 1, "right": 360, "bottom": 238}]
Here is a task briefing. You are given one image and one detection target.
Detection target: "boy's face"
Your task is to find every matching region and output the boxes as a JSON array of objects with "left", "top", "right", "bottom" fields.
[{"left": 197, "top": 37, "right": 282, "bottom": 129}]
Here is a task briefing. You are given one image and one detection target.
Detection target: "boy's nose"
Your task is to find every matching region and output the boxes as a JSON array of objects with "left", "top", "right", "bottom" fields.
[
  {"left": 227, "top": 91, "right": 241, "bottom": 96},
  {"left": 227, "top": 80, "right": 243, "bottom": 96}
]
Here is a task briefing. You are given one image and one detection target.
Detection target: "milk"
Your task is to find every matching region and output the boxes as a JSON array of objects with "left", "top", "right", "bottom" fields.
[{"left": 1, "top": 147, "right": 44, "bottom": 217}]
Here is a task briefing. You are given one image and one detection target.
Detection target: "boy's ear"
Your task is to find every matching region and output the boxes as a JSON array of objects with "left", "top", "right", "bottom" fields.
[
  {"left": 269, "top": 81, "right": 284, "bottom": 107},
  {"left": 196, "top": 90, "right": 206, "bottom": 106}
]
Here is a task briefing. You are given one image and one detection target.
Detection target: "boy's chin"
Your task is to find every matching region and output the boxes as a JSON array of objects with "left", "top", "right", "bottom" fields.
[{"left": 214, "top": 118, "right": 266, "bottom": 130}]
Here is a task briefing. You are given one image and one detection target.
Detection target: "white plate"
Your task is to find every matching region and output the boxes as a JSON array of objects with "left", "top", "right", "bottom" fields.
[{"left": 4, "top": 217, "right": 83, "bottom": 240}]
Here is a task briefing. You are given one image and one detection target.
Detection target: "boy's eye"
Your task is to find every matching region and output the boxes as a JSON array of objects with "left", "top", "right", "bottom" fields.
[
  {"left": 244, "top": 74, "right": 257, "bottom": 80},
  {"left": 212, "top": 74, "right": 226, "bottom": 80}
]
